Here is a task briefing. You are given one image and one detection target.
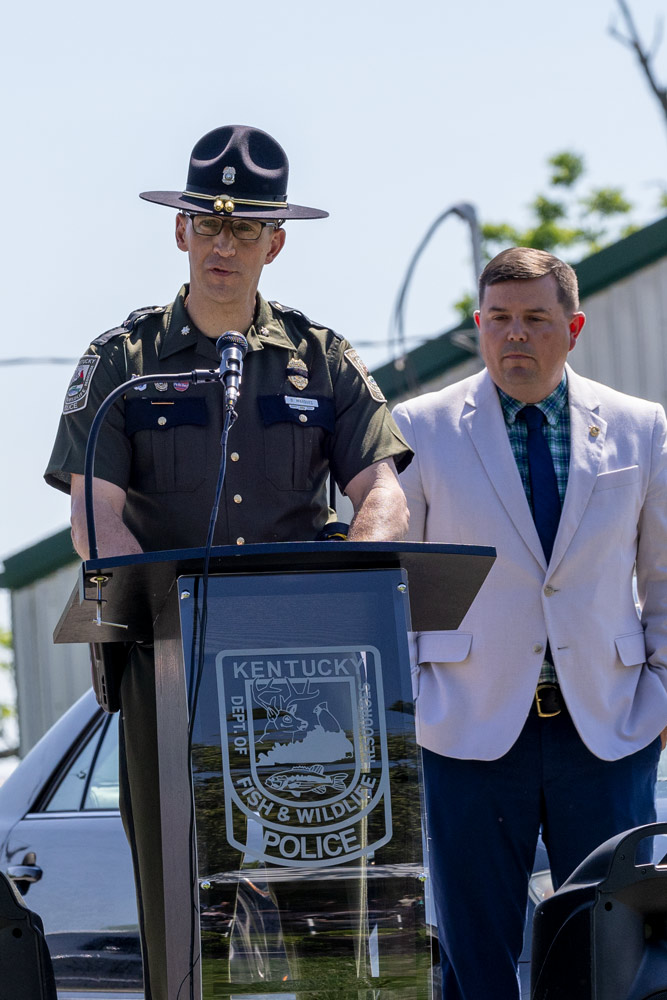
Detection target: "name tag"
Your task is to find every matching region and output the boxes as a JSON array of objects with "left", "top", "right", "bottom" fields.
[{"left": 284, "top": 395, "right": 319, "bottom": 411}]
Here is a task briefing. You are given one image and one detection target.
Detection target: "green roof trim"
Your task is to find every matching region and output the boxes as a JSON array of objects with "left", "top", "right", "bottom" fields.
[
  {"left": 0, "top": 527, "right": 77, "bottom": 591},
  {"left": 373, "top": 321, "right": 475, "bottom": 401},
  {"left": 373, "top": 214, "right": 667, "bottom": 402},
  {"left": 575, "top": 215, "right": 667, "bottom": 300}
]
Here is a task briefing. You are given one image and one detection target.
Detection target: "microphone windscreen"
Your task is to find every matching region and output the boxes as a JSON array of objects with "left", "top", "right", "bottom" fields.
[{"left": 216, "top": 331, "right": 248, "bottom": 358}]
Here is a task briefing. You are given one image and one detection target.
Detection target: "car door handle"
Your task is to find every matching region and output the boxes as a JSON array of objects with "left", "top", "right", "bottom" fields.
[{"left": 7, "top": 852, "right": 43, "bottom": 884}]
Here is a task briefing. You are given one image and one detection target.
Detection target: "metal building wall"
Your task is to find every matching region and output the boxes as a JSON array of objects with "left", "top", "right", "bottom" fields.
[
  {"left": 569, "top": 256, "right": 667, "bottom": 407},
  {"left": 11, "top": 563, "right": 91, "bottom": 755}
]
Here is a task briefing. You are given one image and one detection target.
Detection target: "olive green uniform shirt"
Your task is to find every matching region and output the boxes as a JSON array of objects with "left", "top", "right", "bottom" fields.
[{"left": 45, "top": 287, "right": 412, "bottom": 549}]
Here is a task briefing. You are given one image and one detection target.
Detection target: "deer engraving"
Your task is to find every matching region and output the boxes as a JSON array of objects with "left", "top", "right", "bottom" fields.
[{"left": 252, "top": 679, "right": 321, "bottom": 744}]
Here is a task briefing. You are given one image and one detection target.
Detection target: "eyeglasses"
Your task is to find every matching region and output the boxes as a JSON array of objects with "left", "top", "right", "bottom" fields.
[{"left": 182, "top": 212, "right": 282, "bottom": 241}]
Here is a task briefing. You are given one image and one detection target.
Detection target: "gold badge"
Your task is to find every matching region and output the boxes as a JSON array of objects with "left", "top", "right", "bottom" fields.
[
  {"left": 589, "top": 425, "right": 600, "bottom": 438},
  {"left": 287, "top": 357, "right": 309, "bottom": 391}
]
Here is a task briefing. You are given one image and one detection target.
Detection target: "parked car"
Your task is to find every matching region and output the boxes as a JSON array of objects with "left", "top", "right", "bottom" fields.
[
  {"left": 0, "top": 689, "right": 665, "bottom": 999},
  {"left": 0, "top": 690, "right": 142, "bottom": 999}
]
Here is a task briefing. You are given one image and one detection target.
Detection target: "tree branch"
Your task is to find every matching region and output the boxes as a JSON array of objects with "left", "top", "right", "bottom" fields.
[{"left": 610, "top": 0, "right": 667, "bottom": 124}]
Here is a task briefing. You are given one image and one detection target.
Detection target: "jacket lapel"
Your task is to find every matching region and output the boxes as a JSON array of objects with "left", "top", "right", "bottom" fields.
[
  {"left": 464, "top": 367, "right": 607, "bottom": 572},
  {"left": 549, "top": 366, "right": 606, "bottom": 570},
  {"left": 463, "top": 371, "right": 547, "bottom": 566}
]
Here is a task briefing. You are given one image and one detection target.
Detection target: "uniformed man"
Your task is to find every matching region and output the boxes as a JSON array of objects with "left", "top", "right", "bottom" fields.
[{"left": 45, "top": 124, "right": 412, "bottom": 999}]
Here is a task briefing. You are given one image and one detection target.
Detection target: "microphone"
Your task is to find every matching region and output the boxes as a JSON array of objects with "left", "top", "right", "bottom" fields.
[{"left": 216, "top": 331, "right": 248, "bottom": 411}]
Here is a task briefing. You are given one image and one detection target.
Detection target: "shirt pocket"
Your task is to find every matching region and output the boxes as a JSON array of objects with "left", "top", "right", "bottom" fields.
[
  {"left": 416, "top": 631, "right": 473, "bottom": 666},
  {"left": 593, "top": 466, "right": 639, "bottom": 491},
  {"left": 614, "top": 630, "right": 646, "bottom": 667},
  {"left": 126, "top": 397, "right": 208, "bottom": 493},
  {"left": 258, "top": 395, "right": 334, "bottom": 491}
]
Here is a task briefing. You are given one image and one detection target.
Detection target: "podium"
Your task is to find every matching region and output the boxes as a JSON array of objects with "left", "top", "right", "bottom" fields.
[{"left": 55, "top": 541, "right": 494, "bottom": 1000}]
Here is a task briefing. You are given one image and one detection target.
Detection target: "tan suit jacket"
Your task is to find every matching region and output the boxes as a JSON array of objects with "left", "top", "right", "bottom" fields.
[{"left": 393, "top": 365, "right": 667, "bottom": 761}]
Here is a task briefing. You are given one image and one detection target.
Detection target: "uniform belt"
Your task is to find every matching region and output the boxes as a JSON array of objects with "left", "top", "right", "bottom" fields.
[{"left": 534, "top": 683, "right": 564, "bottom": 718}]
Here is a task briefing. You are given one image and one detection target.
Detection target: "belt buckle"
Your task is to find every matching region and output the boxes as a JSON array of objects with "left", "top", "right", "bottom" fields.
[{"left": 535, "top": 683, "right": 561, "bottom": 718}]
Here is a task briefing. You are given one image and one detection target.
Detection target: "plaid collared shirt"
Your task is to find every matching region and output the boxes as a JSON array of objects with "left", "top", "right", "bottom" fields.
[{"left": 497, "top": 376, "right": 570, "bottom": 685}]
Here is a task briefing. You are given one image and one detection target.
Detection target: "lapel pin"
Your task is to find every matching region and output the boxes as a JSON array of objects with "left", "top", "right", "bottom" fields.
[{"left": 589, "top": 425, "right": 600, "bottom": 437}]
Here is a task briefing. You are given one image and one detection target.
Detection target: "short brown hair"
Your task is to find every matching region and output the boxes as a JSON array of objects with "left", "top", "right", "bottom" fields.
[{"left": 479, "top": 247, "right": 580, "bottom": 315}]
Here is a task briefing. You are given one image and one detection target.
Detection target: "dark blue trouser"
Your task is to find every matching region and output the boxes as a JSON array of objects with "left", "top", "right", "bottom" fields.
[{"left": 423, "top": 702, "right": 661, "bottom": 1000}]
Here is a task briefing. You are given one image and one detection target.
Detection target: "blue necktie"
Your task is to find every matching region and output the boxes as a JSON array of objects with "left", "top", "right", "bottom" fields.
[{"left": 520, "top": 405, "right": 561, "bottom": 562}]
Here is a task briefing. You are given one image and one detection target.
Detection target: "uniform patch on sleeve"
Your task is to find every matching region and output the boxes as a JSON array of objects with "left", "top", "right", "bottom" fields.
[
  {"left": 344, "top": 348, "right": 386, "bottom": 402},
  {"left": 63, "top": 355, "right": 100, "bottom": 413}
]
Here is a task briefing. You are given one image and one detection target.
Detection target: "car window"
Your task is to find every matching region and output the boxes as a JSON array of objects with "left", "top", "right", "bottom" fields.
[
  {"left": 44, "top": 716, "right": 120, "bottom": 812},
  {"left": 83, "top": 716, "right": 120, "bottom": 810}
]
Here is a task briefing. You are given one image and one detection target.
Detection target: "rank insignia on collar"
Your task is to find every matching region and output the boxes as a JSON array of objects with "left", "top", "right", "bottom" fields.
[
  {"left": 286, "top": 357, "right": 309, "bottom": 391},
  {"left": 181, "top": 325, "right": 190, "bottom": 336}
]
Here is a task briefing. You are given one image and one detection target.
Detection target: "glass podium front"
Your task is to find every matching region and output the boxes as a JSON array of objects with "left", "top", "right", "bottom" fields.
[{"left": 178, "top": 567, "right": 430, "bottom": 1000}]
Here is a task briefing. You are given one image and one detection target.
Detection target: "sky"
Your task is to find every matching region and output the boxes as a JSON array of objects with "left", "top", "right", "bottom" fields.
[{"left": 1, "top": 0, "right": 666, "bottom": 617}]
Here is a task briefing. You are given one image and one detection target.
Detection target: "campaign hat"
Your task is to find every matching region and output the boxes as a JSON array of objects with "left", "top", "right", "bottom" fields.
[{"left": 140, "top": 125, "right": 328, "bottom": 220}]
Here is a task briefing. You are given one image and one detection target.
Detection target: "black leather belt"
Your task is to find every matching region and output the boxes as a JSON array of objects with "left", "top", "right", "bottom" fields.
[{"left": 535, "top": 683, "right": 564, "bottom": 718}]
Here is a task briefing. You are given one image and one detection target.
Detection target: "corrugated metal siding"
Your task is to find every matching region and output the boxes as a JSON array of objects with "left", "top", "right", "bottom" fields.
[
  {"left": 573, "top": 257, "right": 667, "bottom": 407},
  {"left": 11, "top": 563, "right": 91, "bottom": 754}
]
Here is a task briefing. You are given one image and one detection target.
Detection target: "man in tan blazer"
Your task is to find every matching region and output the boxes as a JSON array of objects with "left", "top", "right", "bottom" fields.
[{"left": 393, "top": 247, "right": 667, "bottom": 1000}]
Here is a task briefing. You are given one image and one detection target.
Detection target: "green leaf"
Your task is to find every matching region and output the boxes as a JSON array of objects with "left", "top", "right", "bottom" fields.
[
  {"left": 532, "top": 196, "right": 566, "bottom": 224},
  {"left": 580, "top": 188, "right": 633, "bottom": 216},
  {"left": 516, "top": 223, "right": 587, "bottom": 253},
  {"left": 454, "top": 292, "right": 476, "bottom": 321},
  {"left": 548, "top": 151, "right": 585, "bottom": 188},
  {"left": 480, "top": 222, "right": 522, "bottom": 245}
]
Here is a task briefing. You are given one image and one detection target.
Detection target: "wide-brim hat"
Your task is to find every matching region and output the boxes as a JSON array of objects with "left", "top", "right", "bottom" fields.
[{"left": 140, "top": 125, "right": 328, "bottom": 221}]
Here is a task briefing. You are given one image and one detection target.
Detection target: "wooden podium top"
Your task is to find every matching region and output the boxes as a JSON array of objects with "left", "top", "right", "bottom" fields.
[{"left": 54, "top": 540, "right": 495, "bottom": 644}]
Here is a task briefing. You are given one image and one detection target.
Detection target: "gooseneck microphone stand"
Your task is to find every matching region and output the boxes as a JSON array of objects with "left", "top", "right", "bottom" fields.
[
  {"left": 81, "top": 334, "right": 248, "bottom": 1000},
  {"left": 83, "top": 367, "right": 224, "bottom": 562}
]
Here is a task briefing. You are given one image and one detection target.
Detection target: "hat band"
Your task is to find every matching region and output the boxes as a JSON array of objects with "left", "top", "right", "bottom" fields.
[{"left": 183, "top": 190, "right": 289, "bottom": 214}]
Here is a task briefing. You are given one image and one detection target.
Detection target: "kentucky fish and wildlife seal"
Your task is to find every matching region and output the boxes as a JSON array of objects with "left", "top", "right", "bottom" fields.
[{"left": 216, "top": 646, "right": 391, "bottom": 867}]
